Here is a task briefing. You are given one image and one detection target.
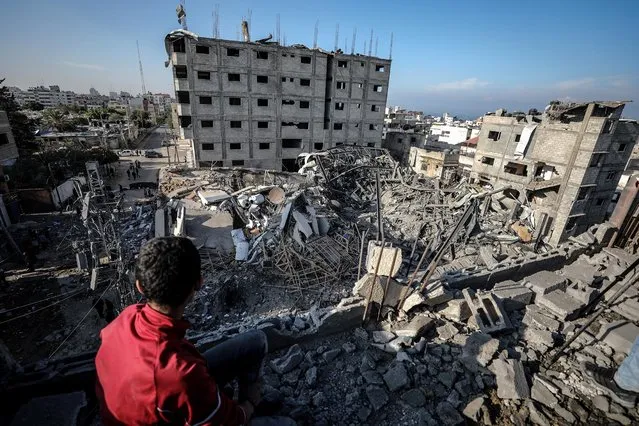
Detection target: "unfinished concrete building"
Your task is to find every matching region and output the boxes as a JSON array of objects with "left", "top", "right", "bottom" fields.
[
  {"left": 166, "top": 32, "right": 391, "bottom": 171},
  {"left": 408, "top": 147, "right": 459, "bottom": 181},
  {"left": 471, "top": 101, "right": 639, "bottom": 245}
]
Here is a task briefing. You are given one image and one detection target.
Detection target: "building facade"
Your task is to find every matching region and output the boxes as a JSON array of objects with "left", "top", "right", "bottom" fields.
[
  {"left": 166, "top": 32, "right": 391, "bottom": 170},
  {"left": 408, "top": 147, "right": 459, "bottom": 181},
  {"left": 471, "top": 101, "right": 639, "bottom": 246}
]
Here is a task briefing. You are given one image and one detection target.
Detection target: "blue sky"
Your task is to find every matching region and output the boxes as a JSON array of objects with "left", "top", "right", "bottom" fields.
[{"left": 2, "top": 0, "right": 638, "bottom": 118}]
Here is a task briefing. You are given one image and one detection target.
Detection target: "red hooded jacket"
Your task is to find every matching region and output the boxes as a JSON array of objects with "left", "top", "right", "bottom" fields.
[{"left": 95, "top": 304, "right": 247, "bottom": 425}]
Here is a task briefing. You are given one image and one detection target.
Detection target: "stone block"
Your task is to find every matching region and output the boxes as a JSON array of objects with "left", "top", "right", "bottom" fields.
[
  {"left": 562, "top": 259, "right": 601, "bottom": 284},
  {"left": 423, "top": 281, "right": 453, "bottom": 306},
  {"left": 437, "top": 322, "right": 459, "bottom": 341},
  {"left": 490, "top": 358, "right": 530, "bottom": 399},
  {"left": 492, "top": 280, "right": 534, "bottom": 311},
  {"left": 317, "top": 298, "right": 366, "bottom": 337},
  {"left": 437, "top": 299, "right": 472, "bottom": 322},
  {"left": 566, "top": 281, "right": 598, "bottom": 304},
  {"left": 460, "top": 332, "right": 500, "bottom": 371},
  {"left": 536, "top": 291, "right": 583, "bottom": 321},
  {"left": 394, "top": 315, "right": 435, "bottom": 339},
  {"left": 366, "top": 243, "right": 402, "bottom": 277},
  {"left": 402, "top": 291, "right": 426, "bottom": 313},
  {"left": 462, "top": 396, "right": 485, "bottom": 422},
  {"left": 365, "top": 386, "right": 389, "bottom": 411},
  {"left": 401, "top": 388, "right": 426, "bottom": 407},
  {"left": 524, "top": 270, "right": 567, "bottom": 295},
  {"left": 521, "top": 305, "right": 561, "bottom": 332},
  {"left": 597, "top": 320, "right": 639, "bottom": 355},
  {"left": 383, "top": 364, "right": 410, "bottom": 391},
  {"left": 463, "top": 289, "right": 512, "bottom": 333},
  {"left": 270, "top": 344, "right": 303, "bottom": 374},
  {"left": 521, "top": 326, "right": 555, "bottom": 350},
  {"left": 530, "top": 377, "right": 558, "bottom": 408}
]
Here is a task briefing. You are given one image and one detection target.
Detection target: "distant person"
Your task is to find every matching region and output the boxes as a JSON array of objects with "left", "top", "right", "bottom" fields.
[{"left": 126, "top": 169, "right": 131, "bottom": 180}]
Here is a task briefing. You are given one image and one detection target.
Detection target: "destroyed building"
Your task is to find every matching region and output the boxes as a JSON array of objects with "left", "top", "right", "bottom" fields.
[
  {"left": 408, "top": 147, "right": 459, "bottom": 181},
  {"left": 471, "top": 101, "right": 639, "bottom": 246},
  {"left": 165, "top": 30, "right": 391, "bottom": 171}
]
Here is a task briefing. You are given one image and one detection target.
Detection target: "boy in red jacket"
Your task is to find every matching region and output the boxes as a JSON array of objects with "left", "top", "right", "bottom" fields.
[{"left": 95, "top": 237, "right": 294, "bottom": 425}]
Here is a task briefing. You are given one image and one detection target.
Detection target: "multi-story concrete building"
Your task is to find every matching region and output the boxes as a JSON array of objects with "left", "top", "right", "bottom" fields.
[
  {"left": 166, "top": 32, "right": 391, "bottom": 170},
  {"left": 0, "top": 111, "right": 19, "bottom": 167},
  {"left": 471, "top": 101, "right": 639, "bottom": 245}
]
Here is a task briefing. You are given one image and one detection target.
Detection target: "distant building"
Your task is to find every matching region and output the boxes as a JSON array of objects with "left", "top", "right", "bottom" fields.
[
  {"left": 382, "top": 131, "right": 424, "bottom": 161},
  {"left": 430, "top": 124, "right": 479, "bottom": 145},
  {"left": 408, "top": 147, "right": 459, "bottom": 181},
  {"left": 471, "top": 101, "right": 639, "bottom": 245},
  {"left": 89, "top": 88, "right": 100, "bottom": 96},
  {"left": 0, "top": 111, "right": 19, "bottom": 167},
  {"left": 167, "top": 31, "right": 391, "bottom": 170}
]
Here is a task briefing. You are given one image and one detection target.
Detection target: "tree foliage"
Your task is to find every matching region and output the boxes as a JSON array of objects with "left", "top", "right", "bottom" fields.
[{"left": 0, "top": 78, "right": 37, "bottom": 152}]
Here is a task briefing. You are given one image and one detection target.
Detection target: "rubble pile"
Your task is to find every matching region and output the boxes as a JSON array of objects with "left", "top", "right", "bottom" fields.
[{"left": 119, "top": 203, "right": 155, "bottom": 256}]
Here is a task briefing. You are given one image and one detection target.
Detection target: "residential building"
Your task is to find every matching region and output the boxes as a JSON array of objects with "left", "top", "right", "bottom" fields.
[
  {"left": 0, "top": 111, "right": 19, "bottom": 167},
  {"left": 14, "top": 86, "right": 77, "bottom": 108},
  {"left": 408, "top": 147, "right": 459, "bottom": 181},
  {"left": 470, "top": 101, "right": 639, "bottom": 246},
  {"left": 382, "top": 131, "right": 425, "bottom": 161},
  {"left": 166, "top": 32, "right": 391, "bottom": 170},
  {"left": 430, "top": 124, "right": 479, "bottom": 145}
]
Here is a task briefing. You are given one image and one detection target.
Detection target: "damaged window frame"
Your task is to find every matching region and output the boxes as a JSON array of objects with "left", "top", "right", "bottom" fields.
[
  {"left": 337, "top": 60, "right": 348, "bottom": 68},
  {"left": 488, "top": 131, "right": 501, "bottom": 141},
  {"left": 195, "top": 45, "right": 210, "bottom": 54},
  {"left": 226, "top": 48, "right": 240, "bottom": 57},
  {"left": 174, "top": 65, "right": 188, "bottom": 79},
  {"left": 256, "top": 51, "right": 269, "bottom": 60}
]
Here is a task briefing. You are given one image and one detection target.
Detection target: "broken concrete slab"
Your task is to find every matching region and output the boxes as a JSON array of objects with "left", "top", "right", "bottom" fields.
[
  {"left": 521, "top": 326, "right": 555, "bottom": 350},
  {"left": 530, "top": 377, "right": 558, "bottom": 408},
  {"left": 492, "top": 280, "right": 534, "bottom": 311},
  {"left": 561, "top": 259, "right": 601, "bottom": 284},
  {"left": 479, "top": 246, "right": 499, "bottom": 270},
  {"left": 372, "top": 330, "right": 396, "bottom": 344},
  {"left": 460, "top": 332, "right": 500, "bottom": 371},
  {"left": 566, "top": 281, "right": 598, "bottom": 304},
  {"left": 437, "top": 299, "right": 472, "bottom": 322},
  {"left": 597, "top": 320, "right": 639, "bottom": 356},
  {"left": 394, "top": 315, "right": 435, "bottom": 340},
  {"left": 522, "top": 305, "right": 561, "bottom": 332},
  {"left": 536, "top": 290, "right": 583, "bottom": 321},
  {"left": 437, "top": 322, "right": 459, "bottom": 341},
  {"left": 366, "top": 243, "right": 402, "bottom": 277},
  {"left": 422, "top": 281, "right": 453, "bottom": 306},
  {"left": 524, "top": 270, "right": 567, "bottom": 295},
  {"left": 490, "top": 358, "right": 530, "bottom": 399},
  {"left": 401, "top": 291, "right": 426, "bottom": 313},
  {"left": 463, "top": 289, "right": 512, "bottom": 333},
  {"left": 462, "top": 396, "right": 485, "bottom": 422}
]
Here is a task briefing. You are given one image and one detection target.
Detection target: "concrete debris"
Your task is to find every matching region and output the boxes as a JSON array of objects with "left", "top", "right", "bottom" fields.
[
  {"left": 401, "top": 291, "right": 427, "bottom": 313},
  {"left": 536, "top": 290, "right": 583, "bottom": 321},
  {"left": 401, "top": 388, "right": 426, "bottom": 407},
  {"left": 462, "top": 396, "right": 485, "bottom": 422},
  {"left": 491, "top": 358, "right": 530, "bottom": 399},
  {"left": 365, "top": 386, "right": 389, "bottom": 411},
  {"left": 597, "top": 320, "right": 639, "bottom": 356},
  {"left": 530, "top": 377, "right": 558, "bottom": 408},
  {"left": 521, "top": 305, "right": 561, "bottom": 332},
  {"left": 437, "top": 299, "right": 472, "bottom": 322},
  {"left": 460, "top": 332, "right": 500, "bottom": 370},
  {"left": 270, "top": 344, "right": 304, "bottom": 374},
  {"left": 383, "top": 364, "right": 410, "bottom": 392},
  {"left": 365, "top": 243, "right": 402, "bottom": 277},
  {"left": 436, "top": 401, "right": 464, "bottom": 425},
  {"left": 491, "top": 280, "right": 534, "bottom": 311},
  {"left": 393, "top": 315, "right": 435, "bottom": 339},
  {"left": 524, "top": 270, "right": 567, "bottom": 295},
  {"left": 463, "top": 289, "right": 512, "bottom": 333}
]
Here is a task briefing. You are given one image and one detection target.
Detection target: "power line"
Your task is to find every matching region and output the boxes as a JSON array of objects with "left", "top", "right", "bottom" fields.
[
  {"left": 0, "top": 289, "right": 86, "bottom": 326},
  {"left": 48, "top": 280, "right": 115, "bottom": 359}
]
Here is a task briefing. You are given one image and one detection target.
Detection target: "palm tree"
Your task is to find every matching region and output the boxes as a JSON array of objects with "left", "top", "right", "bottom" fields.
[{"left": 42, "top": 108, "right": 70, "bottom": 131}]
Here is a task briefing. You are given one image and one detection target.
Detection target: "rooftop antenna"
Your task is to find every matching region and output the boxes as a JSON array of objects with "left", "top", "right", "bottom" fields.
[
  {"left": 389, "top": 32, "right": 394, "bottom": 59},
  {"left": 283, "top": 33, "right": 287, "bottom": 47},
  {"left": 136, "top": 40, "right": 146, "bottom": 96},
  {"left": 368, "top": 29, "right": 373, "bottom": 56},
  {"left": 313, "top": 20, "right": 319, "bottom": 49},
  {"left": 351, "top": 28, "right": 357, "bottom": 54},
  {"left": 247, "top": 8, "right": 252, "bottom": 33},
  {"left": 176, "top": 0, "right": 187, "bottom": 31},
  {"left": 375, "top": 37, "right": 378, "bottom": 57},
  {"left": 276, "top": 14, "right": 280, "bottom": 44},
  {"left": 213, "top": 4, "right": 220, "bottom": 38},
  {"left": 334, "top": 24, "right": 339, "bottom": 51},
  {"left": 344, "top": 37, "right": 348, "bottom": 52},
  {"left": 363, "top": 40, "right": 367, "bottom": 56}
]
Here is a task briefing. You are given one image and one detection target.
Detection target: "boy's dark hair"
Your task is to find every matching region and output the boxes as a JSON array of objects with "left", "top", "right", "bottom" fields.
[{"left": 135, "top": 237, "right": 201, "bottom": 308}]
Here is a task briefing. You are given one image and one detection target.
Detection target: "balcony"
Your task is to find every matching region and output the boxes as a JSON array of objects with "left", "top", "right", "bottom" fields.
[{"left": 525, "top": 177, "right": 562, "bottom": 191}]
